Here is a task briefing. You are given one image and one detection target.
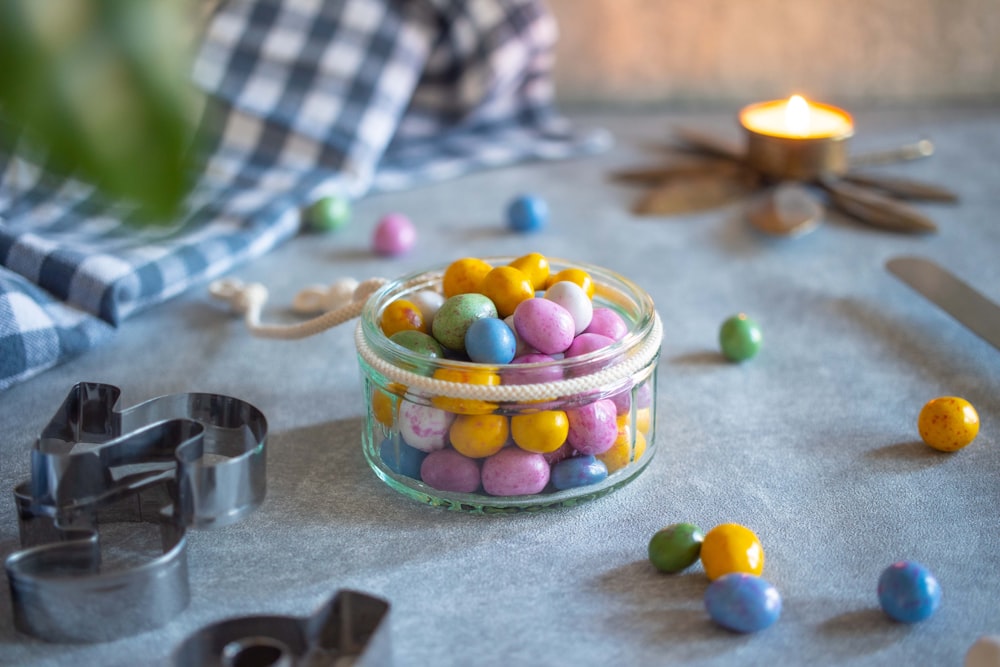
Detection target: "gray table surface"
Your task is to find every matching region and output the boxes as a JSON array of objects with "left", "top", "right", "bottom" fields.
[{"left": 2, "top": 106, "right": 999, "bottom": 666}]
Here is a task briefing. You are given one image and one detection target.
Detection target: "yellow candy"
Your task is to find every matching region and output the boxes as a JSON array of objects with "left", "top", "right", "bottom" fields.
[
  {"left": 546, "top": 267, "right": 595, "bottom": 299},
  {"left": 450, "top": 414, "right": 510, "bottom": 458},
  {"left": 442, "top": 257, "right": 493, "bottom": 298},
  {"left": 508, "top": 252, "right": 550, "bottom": 290},
  {"left": 700, "top": 523, "right": 764, "bottom": 581},
  {"left": 380, "top": 299, "right": 426, "bottom": 337},
  {"left": 635, "top": 407, "right": 652, "bottom": 435},
  {"left": 479, "top": 266, "right": 534, "bottom": 318},
  {"left": 511, "top": 410, "right": 569, "bottom": 454},
  {"left": 431, "top": 367, "right": 500, "bottom": 415},
  {"left": 371, "top": 388, "right": 396, "bottom": 427},
  {"left": 598, "top": 421, "right": 633, "bottom": 473},
  {"left": 918, "top": 396, "right": 980, "bottom": 452}
]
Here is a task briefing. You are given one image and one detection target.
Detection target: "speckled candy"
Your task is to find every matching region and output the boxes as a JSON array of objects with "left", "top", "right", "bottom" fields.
[
  {"left": 878, "top": 560, "right": 941, "bottom": 623},
  {"left": 705, "top": 573, "right": 782, "bottom": 633},
  {"left": 544, "top": 280, "right": 593, "bottom": 335},
  {"left": 432, "top": 293, "right": 498, "bottom": 352},
  {"left": 505, "top": 353, "right": 563, "bottom": 385},
  {"left": 481, "top": 447, "right": 550, "bottom": 496},
  {"left": 564, "top": 333, "right": 615, "bottom": 359},
  {"left": 373, "top": 213, "right": 416, "bottom": 256},
  {"left": 408, "top": 290, "right": 444, "bottom": 326},
  {"left": 648, "top": 522, "right": 704, "bottom": 574},
  {"left": 512, "top": 298, "right": 575, "bottom": 355},
  {"left": 390, "top": 330, "right": 445, "bottom": 358},
  {"left": 420, "top": 449, "right": 481, "bottom": 493},
  {"left": 379, "top": 436, "right": 428, "bottom": 478},
  {"left": 464, "top": 317, "right": 517, "bottom": 364},
  {"left": 585, "top": 307, "right": 628, "bottom": 340},
  {"left": 551, "top": 455, "right": 608, "bottom": 490},
  {"left": 398, "top": 401, "right": 455, "bottom": 452},
  {"left": 918, "top": 396, "right": 980, "bottom": 452},
  {"left": 566, "top": 399, "right": 618, "bottom": 455}
]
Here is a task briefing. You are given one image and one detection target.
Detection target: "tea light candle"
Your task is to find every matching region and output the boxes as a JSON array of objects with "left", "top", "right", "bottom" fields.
[{"left": 739, "top": 95, "right": 854, "bottom": 181}]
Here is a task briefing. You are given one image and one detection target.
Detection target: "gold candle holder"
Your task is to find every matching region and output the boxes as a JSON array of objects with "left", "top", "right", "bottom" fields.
[{"left": 739, "top": 96, "right": 854, "bottom": 181}]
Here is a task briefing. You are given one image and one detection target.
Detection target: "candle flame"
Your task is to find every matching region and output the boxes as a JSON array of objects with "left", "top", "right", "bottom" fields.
[{"left": 785, "top": 95, "right": 810, "bottom": 136}]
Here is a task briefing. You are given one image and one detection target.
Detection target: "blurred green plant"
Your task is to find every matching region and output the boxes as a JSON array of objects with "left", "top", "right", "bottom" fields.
[{"left": 0, "top": 0, "right": 201, "bottom": 223}]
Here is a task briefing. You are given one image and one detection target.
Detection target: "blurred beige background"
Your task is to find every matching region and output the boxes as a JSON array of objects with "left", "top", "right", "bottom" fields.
[{"left": 548, "top": 0, "right": 1000, "bottom": 108}]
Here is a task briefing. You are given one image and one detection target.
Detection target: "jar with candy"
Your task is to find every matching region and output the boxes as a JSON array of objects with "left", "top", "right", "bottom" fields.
[{"left": 355, "top": 254, "right": 662, "bottom": 512}]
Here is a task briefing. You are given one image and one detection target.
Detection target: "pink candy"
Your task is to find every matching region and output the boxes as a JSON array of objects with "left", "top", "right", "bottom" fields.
[
  {"left": 481, "top": 448, "right": 550, "bottom": 496},
  {"left": 513, "top": 298, "right": 576, "bottom": 355},
  {"left": 566, "top": 399, "right": 618, "bottom": 455}
]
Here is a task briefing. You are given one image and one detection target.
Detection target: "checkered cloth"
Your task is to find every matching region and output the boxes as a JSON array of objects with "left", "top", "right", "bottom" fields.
[{"left": 0, "top": 0, "right": 608, "bottom": 392}]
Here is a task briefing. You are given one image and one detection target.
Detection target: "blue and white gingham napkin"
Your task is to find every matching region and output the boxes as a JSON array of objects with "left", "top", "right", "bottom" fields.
[{"left": 0, "top": 0, "right": 608, "bottom": 392}]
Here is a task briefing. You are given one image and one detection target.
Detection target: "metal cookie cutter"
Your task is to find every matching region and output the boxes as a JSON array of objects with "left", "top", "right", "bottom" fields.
[
  {"left": 174, "top": 589, "right": 391, "bottom": 666},
  {"left": 5, "top": 381, "right": 267, "bottom": 643}
]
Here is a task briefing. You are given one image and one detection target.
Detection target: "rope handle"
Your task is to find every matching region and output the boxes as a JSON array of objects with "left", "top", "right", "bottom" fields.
[{"left": 208, "top": 276, "right": 388, "bottom": 340}]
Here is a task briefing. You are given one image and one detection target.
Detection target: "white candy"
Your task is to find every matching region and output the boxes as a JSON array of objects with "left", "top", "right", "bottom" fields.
[
  {"left": 544, "top": 280, "right": 593, "bottom": 335},
  {"left": 407, "top": 290, "right": 445, "bottom": 327}
]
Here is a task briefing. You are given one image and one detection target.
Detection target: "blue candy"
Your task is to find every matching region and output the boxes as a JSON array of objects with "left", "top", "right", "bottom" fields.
[
  {"left": 464, "top": 317, "right": 517, "bottom": 364},
  {"left": 551, "top": 455, "right": 608, "bottom": 490},
  {"left": 704, "top": 573, "right": 782, "bottom": 633},
  {"left": 506, "top": 194, "right": 548, "bottom": 233},
  {"left": 379, "top": 436, "right": 428, "bottom": 478},
  {"left": 878, "top": 560, "right": 941, "bottom": 623}
]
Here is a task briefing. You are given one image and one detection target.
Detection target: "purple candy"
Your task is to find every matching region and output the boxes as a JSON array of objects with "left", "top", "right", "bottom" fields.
[
  {"left": 564, "top": 333, "right": 615, "bottom": 358},
  {"left": 505, "top": 353, "right": 563, "bottom": 385},
  {"left": 513, "top": 298, "right": 576, "bottom": 355},
  {"left": 481, "top": 448, "right": 550, "bottom": 496},
  {"left": 373, "top": 213, "right": 416, "bottom": 256},
  {"left": 420, "top": 449, "right": 481, "bottom": 493},
  {"left": 566, "top": 399, "right": 618, "bottom": 455},
  {"left": 584, "top": 307, "right": 629, "bottom": 341}
]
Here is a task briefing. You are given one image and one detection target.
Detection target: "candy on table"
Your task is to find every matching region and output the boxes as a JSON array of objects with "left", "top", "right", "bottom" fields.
[
  {"left": 648, "top": 522, "right": 705, "bottom": 574},
  {"left": 966, "top": 636, "right": 1000, "bottom": 667},
  {"left": 700, "top": 523, "right": 765, "bottom": 581},
  {"left": 877, "top": 560, "right": 941, "bottom": 623},
  {"left": 506, "top": 194, "right": 549, "bottom": 233},
  {"left": 373, "top": 213, "right": 416, "bottom": 256},
  {"left": 705, "top": 573, "right": 782, "bottom": 633},
  {"left": 551, "top": 455, "right": 608, "bottom": 490},
  {"left": 719, "top": 313, "right": 762, "bottom": 362},
  {"left": 303, "top": 195, "right": 351, "bottom": 232},
  {"left": 918, "top": 396, "right": 980, "bottom": 452},
  {"left": 481, "top": 447, "right": 550, "bottom": 496}
]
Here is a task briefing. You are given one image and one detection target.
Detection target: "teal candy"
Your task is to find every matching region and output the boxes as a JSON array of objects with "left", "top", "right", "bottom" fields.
[
  {"left": 303, "top": 195, "right": 351, "bottom": 232},
  {"left": 648, "top": 522, "right": 705, "bottom": 574},
  {"left": 431, "top": 293, "right": 498, "bottom": 352},
  {"left": 719, "top": 313, "right": 762, "bottom": 362},
  {"left": 390, "top": 330, "right": 445, "bottom": 358}
]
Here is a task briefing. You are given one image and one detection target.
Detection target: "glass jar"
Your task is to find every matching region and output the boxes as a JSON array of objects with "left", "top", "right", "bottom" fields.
[{"left": 355, "top": 257, "right": 662, "bottom": 513}]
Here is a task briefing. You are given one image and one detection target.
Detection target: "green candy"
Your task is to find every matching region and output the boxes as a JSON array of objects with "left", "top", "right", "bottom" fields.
[
  {"left": 719, "top": 313, "right": 762, "bottom": 362},
  {"left": 431, "top": 294, "right": 498, "bottom": 352},
  {"left": 648, "top": 522, "right": 705, "bottom": 574},
  {"left": 303, "top": 195, "right": 351, "bottom": 232},
  {"left": 390, "top": 330, "right": 445, "bottom": 358}
]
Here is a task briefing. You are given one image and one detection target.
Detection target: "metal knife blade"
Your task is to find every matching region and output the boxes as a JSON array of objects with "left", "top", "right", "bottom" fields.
[{"left": 887, "top": 256, "right": 1000, "bottom": 350}]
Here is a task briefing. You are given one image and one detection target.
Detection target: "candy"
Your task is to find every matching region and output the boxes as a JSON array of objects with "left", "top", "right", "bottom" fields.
[
  {"left": 442, "top": 257, "right": 493, "bottom": 298},
  {"left": 390, "top": 330, "right": 444, "bottom": 359},
  {"left": 878, "top": 560, "right": 941, "bottom": 623},
  {"left": 566, "top": 399, "right": 618, "bottom": 455},
  {"left": 380, "top": 299, "right": 426, "bottom": 337},
  {"left": 648, "top": 522, "right": 704, "bottom": 574},
  {"left": 303, "top": 195, "right": 350, "bottom": 232},
  {"left": 481, "top": 447, "right": 550, "bottom": 496},
  {"left": 544, "top": 280, "right": 593, "bottom": 334},
  {"left": 918, "top": 396, "right": 980, "bottom": 452},
  {"left": 705, "top": 573, "right": 782, "bottom": 633},
  {"left": 719, "top": 313, "right": 762, "bottom": 362},
  {"left": 431, "top": 293, "right": 498, "bottom": 352},
  {"left": 479, "top": 266, "right": 535, "bottom": 318},
  {"left": 505, "top": 353, "right": 563, "bottom": 385},
  {"left": 596, "top": 422, "right": 636, "bottom": 473},
  {"left": 373, "top": 213, "right": 416, "bottom": 256},
  {"left": 965, "top": 636, "right": 1000, "bottom": 667},
  {"left": 407, "top": 290, "right": 445, "bottom": 325},
  {"left": 551, "top": 455, "right": 608, "bottom": 490},
  {"left": 508, "top": 252, "right": 550, "bottom": 290},
  {"left": 464, "top": 317, "right": 517, "bottom": 365},
  {"left": 431, "top": 367, "right": 499, "bottom": 415},
  {"left": 420, "top": 449, "right": 481, "bottom": 493},
  {"left": 564, "top": 332, "right": 615, "bottom": 359},
  {"left": 511, "top": 410, "right": 569, "bottom": 454},
  {"left": 449, "top": 414, "right": 510, "bottom": 458},
  {"left": 398, "top": 401, "right": 455, "bottom": 452},
  {"left": 585, "top": 307, "right": 628, "bottom": 340},
  {"left": 513, "top": 298, "right": 576, "bottom": 355},
  {"left": 700, "top": 523, "right": 765, "bottom": 581},
  {"left": 547, "top": 268, "right": 594, "bottom": 299},
  {"left": 371, "top": 389, "right": 396, "bottom": 427},
  {"left": 506, "top": 194, "right": 548, "bottom": 233},
  {"left": 379, "top": 436, "right": 428, "bottom": 478}
]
